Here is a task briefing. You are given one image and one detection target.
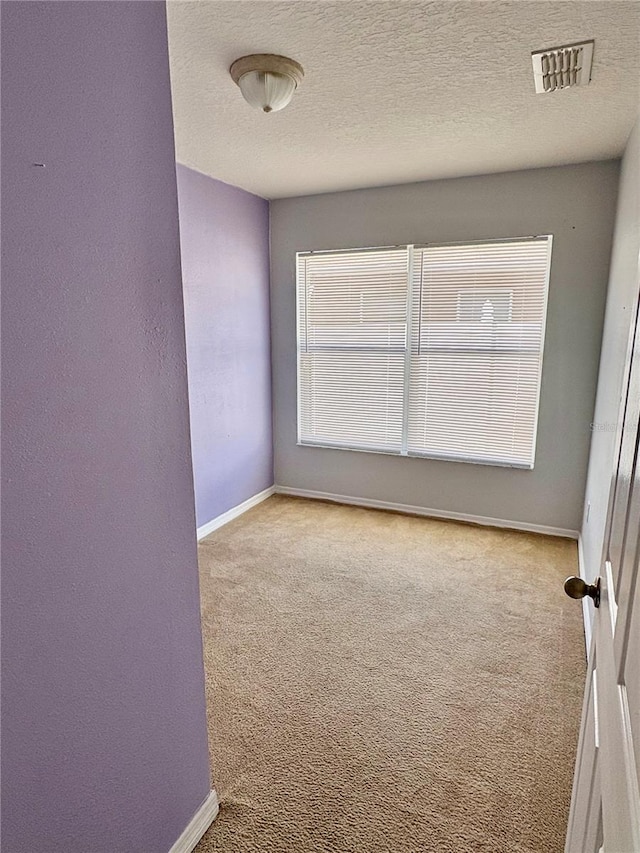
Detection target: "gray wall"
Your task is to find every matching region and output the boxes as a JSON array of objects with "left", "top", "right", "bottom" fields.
[
  {"left": 270, "top": 162, "right": 619, "bottom": 532},
  {"left": 581, "top": 119, "right": 640, "bottom": 581}
]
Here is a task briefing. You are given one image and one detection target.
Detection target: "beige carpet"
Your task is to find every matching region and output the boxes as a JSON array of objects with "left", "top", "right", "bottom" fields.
[{"left": 195, "top": 495, "right": 585, "bottom": 853}]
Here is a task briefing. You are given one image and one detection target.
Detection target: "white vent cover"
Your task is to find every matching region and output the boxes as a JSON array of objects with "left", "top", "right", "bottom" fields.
[{"left": 531, "top": 41, "right": 594, "bottom": 93}]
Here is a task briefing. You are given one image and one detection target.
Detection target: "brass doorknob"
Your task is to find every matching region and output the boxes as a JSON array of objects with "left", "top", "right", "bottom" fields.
[{"left": 564, "top": 576, "right": 600, "bottom": 608}]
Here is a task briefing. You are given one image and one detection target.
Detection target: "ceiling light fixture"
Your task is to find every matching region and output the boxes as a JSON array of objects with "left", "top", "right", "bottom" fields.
[{"left": 230, "top": 54, "right": 304, "bottom": 113}]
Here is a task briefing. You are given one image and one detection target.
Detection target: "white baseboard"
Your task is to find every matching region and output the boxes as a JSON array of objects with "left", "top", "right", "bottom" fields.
[
  {"left": 197, "top": 486, "right": 275, "bottom": 541},
  {"left": 168, "top": 789, "right": 219, "bottom": 853},
  {"left": 577, "top": 534, "right": 593, "bottom": 658},
  {"left": 274, "top": 485, "right": 579, "bottom": 540}
]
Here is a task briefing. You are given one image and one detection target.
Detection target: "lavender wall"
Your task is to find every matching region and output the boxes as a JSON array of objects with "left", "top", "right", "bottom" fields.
[
  {"left": 176, "top": 165, "right": 273, "bottom": 529},
  {"left": 1, "top": 4, "right": 211, "bottom": 851}
]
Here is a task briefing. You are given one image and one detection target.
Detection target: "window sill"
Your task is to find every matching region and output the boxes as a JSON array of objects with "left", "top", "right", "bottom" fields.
[{"left": 296, "top": 440, "right": 534, "bottom": 470}]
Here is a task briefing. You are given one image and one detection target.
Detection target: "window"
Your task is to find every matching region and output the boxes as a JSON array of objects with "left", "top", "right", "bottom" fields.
[{"left": 297, "top": 237, "right": 552, "bottom": 468}]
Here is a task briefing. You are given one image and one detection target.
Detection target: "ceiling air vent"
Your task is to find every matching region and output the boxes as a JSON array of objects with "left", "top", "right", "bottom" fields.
[{"left": 531, "top": 40, "right": 594, "bottom": 93}]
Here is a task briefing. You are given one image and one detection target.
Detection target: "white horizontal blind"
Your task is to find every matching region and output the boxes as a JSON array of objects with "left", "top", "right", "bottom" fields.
[
  {"left": 297, "top": 248, "right": 408, "bottom": 452},
  {"left": 408, "top": 238, "right": 552, "bottom": 467},
  {"left": 297, "top": 237, "right": 552, "bottom": 468}
]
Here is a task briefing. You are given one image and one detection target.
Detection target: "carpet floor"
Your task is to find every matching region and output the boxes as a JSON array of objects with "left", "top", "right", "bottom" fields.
[{"left": 195, "top": 495, "right": 586, "bottom": 853}]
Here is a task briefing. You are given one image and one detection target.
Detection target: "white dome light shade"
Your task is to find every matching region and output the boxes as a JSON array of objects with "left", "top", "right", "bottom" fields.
[
  {"left": 237, "top": 71, "right": 297, "bottom": 113},
  {"left": 230, "top": 54, "right": 304, "bottom": 114}
]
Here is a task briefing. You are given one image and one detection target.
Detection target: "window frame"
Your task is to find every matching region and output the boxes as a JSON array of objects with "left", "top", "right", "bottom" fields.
[{"left": 296, "top": 235, "right": 553, "bottom": 469}]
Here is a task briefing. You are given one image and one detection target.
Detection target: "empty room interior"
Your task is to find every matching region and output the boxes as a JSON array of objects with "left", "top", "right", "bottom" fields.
[{"left": 2, "top": 1, "right": 640, "bottom": 852}]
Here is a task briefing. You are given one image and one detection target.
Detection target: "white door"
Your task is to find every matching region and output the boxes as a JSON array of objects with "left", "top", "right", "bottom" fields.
[{"left": 565, "top": 289, "right": 640, "bottom": 853}]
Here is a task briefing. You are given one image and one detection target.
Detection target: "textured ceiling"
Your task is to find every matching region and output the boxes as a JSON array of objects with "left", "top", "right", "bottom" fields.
[{"left": 167, "top": 1, "right": 640, "bottom": 199}]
